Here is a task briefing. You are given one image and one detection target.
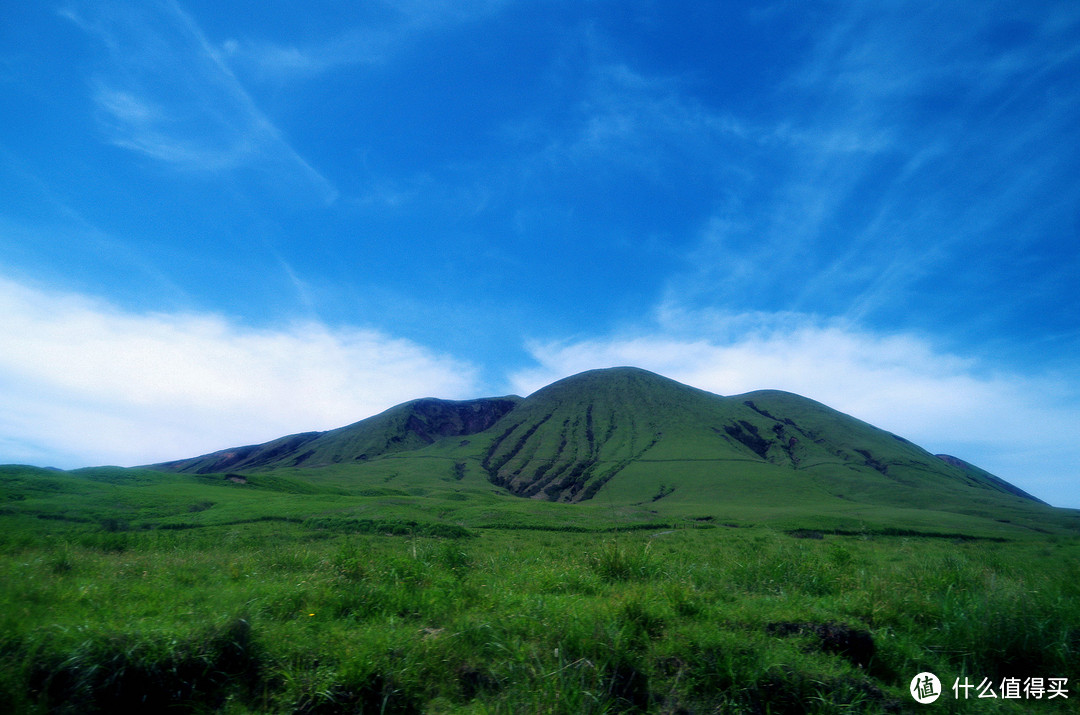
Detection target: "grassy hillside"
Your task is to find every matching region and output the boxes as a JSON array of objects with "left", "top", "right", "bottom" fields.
[
  {"left": 479, "top": 367, "right": 751, "bottom": 501},
  {"left": 153, "top": 397, "right": 520, "bottom": 474},
  {"left": 1, "top": 464, "right": 1078, "bottom": 713},
  {"left": 136, "top": 367, "right": 1076, "bottom": 538},
  {"left": 7, "top": 460, "right": 1076, "bottom": 543}
]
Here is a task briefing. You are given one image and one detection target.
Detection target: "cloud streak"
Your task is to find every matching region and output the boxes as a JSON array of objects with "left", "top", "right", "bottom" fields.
[
  {"left": 62, "top": 0, "right": 337, "bottom": 202},
  {"left": 0, "top": 275, "right": 477, "bottom": 467},
  {"left": 648, "top": 1, "right": 1080, "bottom": 339},
  {"left": 218, "top": 0, "right": 512, "bottom": 82}
]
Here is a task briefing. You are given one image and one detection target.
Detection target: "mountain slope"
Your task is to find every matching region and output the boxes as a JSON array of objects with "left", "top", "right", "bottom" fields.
[
  {"left": 475, "top": 368, "right": 1042, "bottom": 507},
  {"left": 935, "top": 453, "right": 1045, "bottom": 503},
  {"left": 480, "top": 367, "right": 743, "bottom": 501},
  {"left": 149, "top": 367, "right": 1046, "bottom": 519},
  {"left": 152, "top": 396, "right": 520, "bottom": 473}
]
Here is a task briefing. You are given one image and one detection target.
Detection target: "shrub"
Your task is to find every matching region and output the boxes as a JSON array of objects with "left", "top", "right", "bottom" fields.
[{"left": 588, "top": 538, "right": 655, "bottom": 582}]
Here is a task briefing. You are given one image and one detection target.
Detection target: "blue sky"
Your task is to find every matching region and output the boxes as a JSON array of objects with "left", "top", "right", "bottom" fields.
[{"left": 2, "top": 0, "right": 1079, "bottom": 507}]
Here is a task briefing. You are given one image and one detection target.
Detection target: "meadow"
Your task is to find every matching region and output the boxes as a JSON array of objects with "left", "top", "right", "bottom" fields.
[{"left": 1, "top": 465, "right": 1078, "bottom": 713}]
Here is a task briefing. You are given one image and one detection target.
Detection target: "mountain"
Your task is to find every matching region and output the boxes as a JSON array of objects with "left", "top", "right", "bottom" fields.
[
  {"left": 151, "top": 367, "right": 1046, "bottom": 517},
  {"left": 935, "top": 453, "right": 1044, "bottom": 504},
  {"left": 152, "top": 396, "right": 520, "bottom": 474}
]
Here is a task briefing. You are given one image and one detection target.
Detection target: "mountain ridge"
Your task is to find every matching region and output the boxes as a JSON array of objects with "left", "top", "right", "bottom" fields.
[
  {"left": 152, "top": 395, "right": 521, "bottom": 474},
  {"left": 148, "top": 366, "right": 1044, "bottom": 512}
]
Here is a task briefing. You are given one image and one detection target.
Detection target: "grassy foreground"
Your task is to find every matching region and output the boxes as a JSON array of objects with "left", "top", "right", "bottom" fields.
[{"left": 2, "top": 510, "right": 1078, "bottom": 713}]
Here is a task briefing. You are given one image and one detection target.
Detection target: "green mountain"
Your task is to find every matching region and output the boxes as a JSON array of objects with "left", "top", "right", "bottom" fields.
[
  {"left": 153, "top": 396, "right": 520, "bottom": 473},
  {"left": 934, "top": 453, "right": 1043, "bottom": 502},
  {"left": 148, "top": 367, "right": 1054, "bottom": 529}
]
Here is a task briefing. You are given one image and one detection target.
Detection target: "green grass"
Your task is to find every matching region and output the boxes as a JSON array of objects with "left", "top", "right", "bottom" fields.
[
  {"left": 2, "top": 467, "right": 1079, "bottom": 713},
  {"left": 0, "top": 507, "right": 1075, "bottom": 712}
]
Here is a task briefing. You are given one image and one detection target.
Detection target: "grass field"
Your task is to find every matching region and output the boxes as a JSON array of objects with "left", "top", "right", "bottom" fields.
[{"left": 2, "top": 464, "right": 1078, "bottom": 713}]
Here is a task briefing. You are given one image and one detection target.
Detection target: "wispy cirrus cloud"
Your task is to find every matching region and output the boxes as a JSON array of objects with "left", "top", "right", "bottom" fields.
[
  {"left": 521, "top": 3, "right": 1079, "bottom": 349},
  {"left": 218, "top": 0, "right": 512, "bottom": 82},
  {"left": 512, "top": 306, "right": 1080, "bottom": 509},
  {"left": 505, "top": 24, "right": 905, "bottom": 272},
  {"left": 218, "top": 29, "right": 393, "bottom": 81},
  {"left": 60, "top": 0, "right": 337, "bottom": 202},
  {"left": 678, "top": 0, "right": 1080, "bottom": 328},
  {"left": 0, "top": 274, "right": 477, "bottom": 467}
]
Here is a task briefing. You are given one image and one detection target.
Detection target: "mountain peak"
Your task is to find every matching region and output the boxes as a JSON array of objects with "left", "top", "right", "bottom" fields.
[
  {"left": 148, "top": 367, "right": 1046, "bottom": 514},
  {"left": 527, "top": 366, "right": 720, "bottom": 404}
]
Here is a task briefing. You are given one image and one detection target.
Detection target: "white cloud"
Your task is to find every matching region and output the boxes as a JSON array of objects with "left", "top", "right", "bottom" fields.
[
  {"left": 0, "top": 276, "right": 478, "bottom": 467},
  {"left": 511, "top": 308, "right": 1080, "bottom": 508},
  {"left": 218, "top": 31, "right": 391, "bottom": 81}
]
